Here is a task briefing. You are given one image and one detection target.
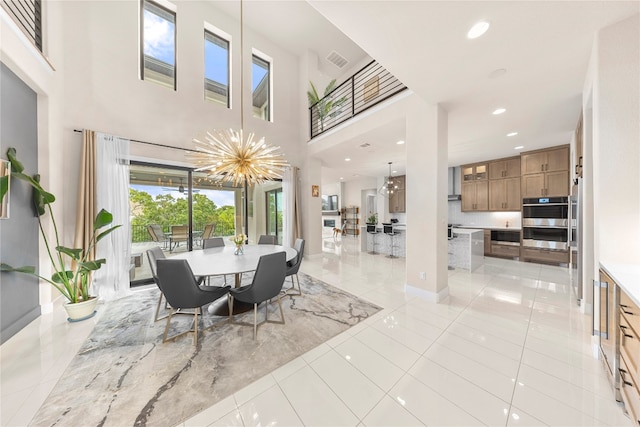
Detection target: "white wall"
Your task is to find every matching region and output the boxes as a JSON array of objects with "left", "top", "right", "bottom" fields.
[{"left": 591, "top": 14, "right": 640, "bottom": 266}]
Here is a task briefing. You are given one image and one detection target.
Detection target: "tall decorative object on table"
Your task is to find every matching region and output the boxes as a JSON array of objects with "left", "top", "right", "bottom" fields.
[
  {"left": 0, "top": 148, "right": 121, "bottom": 322},
  {"left": 230, "top": 234, "right": 246, "bottom": 255}
]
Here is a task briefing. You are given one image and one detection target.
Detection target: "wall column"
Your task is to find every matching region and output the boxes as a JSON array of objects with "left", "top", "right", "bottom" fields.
[{"left": 405, "top": 98, "right": 449, "bottom": 301}]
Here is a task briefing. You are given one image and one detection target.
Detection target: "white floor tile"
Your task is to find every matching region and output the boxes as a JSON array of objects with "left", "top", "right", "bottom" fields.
[
  {"left": 184, "top": 395, "right": 238, "bottom": 427},
  {"left": 278, "top": 366, "right": 359, "bottom": 426},
  {"left": 507, "top": 405, "right": 549, "bottom": 426},
  {"left": 353, "top": 327, "right": 422, "bottom": 371},
  {"left": 361, "top": 394, "right": 424, "bottom": 427},
  {"left": 237, "top": 384, "right": 303, "bottom": 427},
  {"left": 310, "top": 349, "right": 385, "bottom": 419},
  {"left": 389, "top": 374, "right": 484, "bottom": 426}
]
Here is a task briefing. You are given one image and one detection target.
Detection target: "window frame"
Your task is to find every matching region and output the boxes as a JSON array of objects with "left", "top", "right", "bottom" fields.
[
  {"left": 204, "top": 24, "right": 231, "bottom": 108},
  {"left": 140, "top": 0, "right": 177, "bottom": 90},
  {"left": 251, "top": 49, "right": 272, "bottom": 122}
]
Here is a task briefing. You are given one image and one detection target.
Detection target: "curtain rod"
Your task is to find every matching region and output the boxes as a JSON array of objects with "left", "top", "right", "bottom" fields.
[{"left": 73, "top": 129, "right": 189, "bottom": 152}]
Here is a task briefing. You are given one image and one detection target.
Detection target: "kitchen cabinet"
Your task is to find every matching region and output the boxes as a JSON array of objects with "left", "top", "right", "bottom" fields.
[
  {"left": 461, "top": 163, "right": 488, "bottom": 182},
  {"left": 575, "top": 112, "right": 584, "bottom": 178},
  {"left": 521, "top": 145, "right": 569, "bottom": 197},
  {"left": 461, "top": 181, "right": 488, "bottom": 211},
  {"left": 598, "top": 266, "right": 640, "bottom": 425},
  {"left": 619, "top": 286, "right": 640, "bottom": 425},
  {"left": 489, "top": 157, "right": 520, "bottom": 179},
  {"left": 521, "top": 171, "right": 569, "bottom": 197},
  {"left": 521, "top": 247, "right": 569, "bottom": 264},
  {"left": 489, "top": 177, "right": 521, "bottom": 211},
  {"left": 388, "top": 175, "right": 406, "bottom": 213},
  {"left": 522, "top": 146, "right": 569, "bottom": 175}
]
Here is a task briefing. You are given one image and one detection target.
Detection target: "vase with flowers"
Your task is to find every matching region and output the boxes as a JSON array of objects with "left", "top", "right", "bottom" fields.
[{"left": 230, "top": 234, "right": 246, "bottom": 255}]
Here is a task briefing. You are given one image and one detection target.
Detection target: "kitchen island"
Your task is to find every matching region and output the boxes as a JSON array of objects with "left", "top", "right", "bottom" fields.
[
  {"left": 361, "top": 225, "right": 406, "bottom": 257},
  {"left": 449, "top": 228, "right": 484, "bottom": 271}
]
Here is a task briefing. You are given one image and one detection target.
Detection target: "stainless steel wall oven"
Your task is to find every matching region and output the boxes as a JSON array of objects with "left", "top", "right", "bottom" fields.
[{"left": 522, "top": 197, "right": 569, "bottom": 250}]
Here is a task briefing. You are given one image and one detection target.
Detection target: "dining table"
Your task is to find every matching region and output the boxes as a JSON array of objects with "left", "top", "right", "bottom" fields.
[{"left": 171, "top": 244, "right": 298, "bottom": 315}]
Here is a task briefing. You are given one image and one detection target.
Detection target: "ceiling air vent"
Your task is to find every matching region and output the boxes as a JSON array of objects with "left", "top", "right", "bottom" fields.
[
  {"left": 326, "top": 50, "right": 348, "bottom": 69},
  {"left": 359, "top": 143, "right": 371, "bottom": 148}
]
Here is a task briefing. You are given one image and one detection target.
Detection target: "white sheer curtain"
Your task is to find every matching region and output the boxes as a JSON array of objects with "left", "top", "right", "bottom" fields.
[
  {"left": 94, "top": 132, "right": 131, "bottom": 301},
  {"left": 282, "top": 166, "right": 301, "bottom": 248}
]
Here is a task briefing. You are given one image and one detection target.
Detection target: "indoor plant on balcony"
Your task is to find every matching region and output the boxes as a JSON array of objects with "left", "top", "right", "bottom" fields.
[
  {"left": 0, "top": 148, "right": 121, "bottom": 321},
  {"left": 307, "top": 79, "right": 347, "bottom": 133}
]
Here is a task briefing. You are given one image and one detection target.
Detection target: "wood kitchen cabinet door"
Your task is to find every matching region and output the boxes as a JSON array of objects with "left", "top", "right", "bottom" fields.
[
  {"left": 489, "top": 177, "right": 521, "bottom": 210},
  {"left": 545, "top": 170, "right": 569, "bottom": 196},
  {"left": 521, "top": 173, "right": 546, "bottom": 198},
  {"left": 489, "top": 157, "right": 521, "bottom": 179},
  {"left": 546, "top": 147, "right": 570, "bottom": 172},
  {"left": 462, "top": 181, "right": 488, "bottom": 211},
  {"left": 521, "top": 152, "right": 548, "bottom": 175}
]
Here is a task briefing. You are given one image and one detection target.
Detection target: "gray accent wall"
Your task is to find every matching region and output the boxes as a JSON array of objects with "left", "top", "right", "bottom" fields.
[{"left": 0, "top": 62, "right": 40, "bottom": 344}]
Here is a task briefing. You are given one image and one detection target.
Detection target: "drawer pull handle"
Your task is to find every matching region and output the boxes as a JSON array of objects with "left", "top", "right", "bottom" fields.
[
  {"left": 619, "top": 325, "right": 634, "bottom": 339},
  {"left": 619, "top": 368, "right": 634, "bottom": 387},
  {"left": 620, "top": 304, "right": 635, "bottom": 316}
]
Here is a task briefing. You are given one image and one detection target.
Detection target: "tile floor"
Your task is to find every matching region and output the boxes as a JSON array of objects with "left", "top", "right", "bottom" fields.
[{"left": 1, "top": 236, "right": 634, "bottom": 426}]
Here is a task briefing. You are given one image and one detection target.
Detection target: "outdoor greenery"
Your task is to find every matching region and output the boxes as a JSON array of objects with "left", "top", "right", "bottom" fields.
[{"left": 130, "top": 189, "right": 236, "bottom": 242}]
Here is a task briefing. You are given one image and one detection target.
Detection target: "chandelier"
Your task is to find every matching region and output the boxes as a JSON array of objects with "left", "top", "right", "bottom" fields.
[
  {"left": 378, "top": 162, "right": 398, "bottom": 197},
  {"left": 187, "top": 0, "right": 287, "bottom": 187}
]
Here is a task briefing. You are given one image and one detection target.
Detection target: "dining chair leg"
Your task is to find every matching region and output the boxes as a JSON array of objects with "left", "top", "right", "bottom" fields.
[
  {"left": 227, "top": 295, "right": 234, "bottom": 323},
  {"left": 253, "top": 303, "right": 258, "bottom": 339},
  {"left": 277, "top": 295, "right": 285, "bottom": 324},
  {"left": 162, "top": 308, "right": 175, "bottom": 343},
  {"left": 193, "top": 310, "right": 198, "bottom": 346}
]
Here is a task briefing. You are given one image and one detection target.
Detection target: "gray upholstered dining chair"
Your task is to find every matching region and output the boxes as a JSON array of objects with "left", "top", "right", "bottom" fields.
[
  {"left": 202, "top": 237, "right": 228, "bottom": 285},
  {"left": 156, "top": 259, "right": 230, "bottom": 345},
  {"left": 203, "top": 237, "right": 225, "bottom": 249},
  {"left": 257, "top": 234, "right": 276, "bottom": 245},
  {"left": 228, "top": 251, "right": 287, "bottom": 339},
  {"left": 284, "top": 238, "right": 305, "bottom": 296},
  {"left": 147, "top": 247, "right": 168, "bottom": 322}
]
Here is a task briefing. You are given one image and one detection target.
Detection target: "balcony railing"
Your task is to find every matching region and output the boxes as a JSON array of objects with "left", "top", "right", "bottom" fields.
[
  {"left": 309, "top": 60, "right": 407, "bottom": 139},
  {"left": 2, "top": 0, "right": 42, "bottom": 52},
  {"left": 131, "top": 223, "right": 237, "bottom": 243}
]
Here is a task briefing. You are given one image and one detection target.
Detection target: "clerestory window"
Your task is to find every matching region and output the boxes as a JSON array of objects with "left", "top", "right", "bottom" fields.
[{"left": 140, "top": 0, "right": 176, "bottom": 90}]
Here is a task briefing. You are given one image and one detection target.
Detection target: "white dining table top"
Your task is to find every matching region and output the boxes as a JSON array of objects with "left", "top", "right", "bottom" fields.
[{"left": 170, "top": 244, "right": 297, "bottom": 277}]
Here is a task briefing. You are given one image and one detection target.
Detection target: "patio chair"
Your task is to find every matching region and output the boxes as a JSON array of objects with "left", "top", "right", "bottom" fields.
[
  {"left": 148, "top": 224, "right": 169, "bottom": 249},
  {"left": 170, "top": 225, "right": 188, "bottom": 252}
]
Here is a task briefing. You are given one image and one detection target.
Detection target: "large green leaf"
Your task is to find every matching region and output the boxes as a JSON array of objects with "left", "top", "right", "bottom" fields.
[
  {"left": 94, "top": 209, "right": 113, "bottom": 230},
  {"left": 95, "top": 224, "right": 121, "bottom": 243},
  {"left": 6, "top": 147, "right": 24, "bottom": 173},
  {"left": 56, "top": 246, "right": 83, "bottom": 260},
  {"left": 52, "top": 270, "right": 74, "bottom": 283},
  {"left": 0, "top": 175, "right": 8, "bottom": 204},
  {"left": 80, "top": 259, "right": 106, "bottom": 271},
  {"left": 0, "top": 263, "right": 36, "bottom": 274}
]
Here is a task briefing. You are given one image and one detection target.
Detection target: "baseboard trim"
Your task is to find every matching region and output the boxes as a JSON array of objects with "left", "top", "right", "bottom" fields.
[{"left": 404, "top": 284, "right": 450, "bottom": 303}]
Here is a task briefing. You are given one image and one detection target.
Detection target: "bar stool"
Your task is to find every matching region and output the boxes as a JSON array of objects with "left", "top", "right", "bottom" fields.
[
  {"left": 384, "top": 224, "right": 399, "bottom": 258},
  {"left": 367, "top": 224, "right": 379, "bottom": 254}
]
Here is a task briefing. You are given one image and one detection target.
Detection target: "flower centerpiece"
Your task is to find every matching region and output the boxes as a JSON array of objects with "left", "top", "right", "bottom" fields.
[{"left": 230, "top": 233, "right": 246, "bottom": 255}]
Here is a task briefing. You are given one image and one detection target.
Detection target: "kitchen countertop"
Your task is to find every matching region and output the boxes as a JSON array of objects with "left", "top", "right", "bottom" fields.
[
  {"left": 456, "top": 225, "right": 522, "bottom": 231},
  {"left": 600, "top": 262, "right": 640, "bottom": 308},
  {"left": 451, "top": 228, "right": 483, "bottom": 234}
]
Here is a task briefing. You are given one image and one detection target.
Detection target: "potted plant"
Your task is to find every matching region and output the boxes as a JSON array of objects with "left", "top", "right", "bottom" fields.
[
  {"left": 307, "top": 79, "right": 347, "bottom": 132},
  {"left": 0, "top": 148, "right": 121, "bottom": 321},
  {"left": 366, "top": 212, "right": 378, "bottom": 224}
]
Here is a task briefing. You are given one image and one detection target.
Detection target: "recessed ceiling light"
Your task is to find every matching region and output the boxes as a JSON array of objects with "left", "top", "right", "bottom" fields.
[
  {"left": 345, "top": 158, "right": 351, "bottom": 162},
  {"left": 396, "top": 140, "right": 405, "bottom": 145},
  {"left": 492, "top": 108, "right": 506, "bottom": 115},
  {"left": 340, "top": 177, "right": 344, "bottom": 180},
  {"left": 514, "top": 145, "right": 524, "bottom": 150},
  {"left": 507, "top": 132, "right": 518, "bottom": 137},
  {"left": 488, "top": 68, "right": 507, "bottom": 79},
  {"left": 467, "top": 21, "right": 490, "bottom": 39},
  {"left": 392, "top": 170, "right": 397, "bottom": 174}
]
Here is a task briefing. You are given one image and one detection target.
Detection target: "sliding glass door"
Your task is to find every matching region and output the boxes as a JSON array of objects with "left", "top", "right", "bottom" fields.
[
  {"left": 266, "top": 187, "right": 283, "bottom": 244},
  {"left": 129, "top": 162, "right": 238, "bottom": 285}
]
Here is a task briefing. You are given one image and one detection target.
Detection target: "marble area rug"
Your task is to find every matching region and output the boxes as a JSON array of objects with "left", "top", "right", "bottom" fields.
[{"left": 31, "top": 273, "right": 381, "bottom": 427}]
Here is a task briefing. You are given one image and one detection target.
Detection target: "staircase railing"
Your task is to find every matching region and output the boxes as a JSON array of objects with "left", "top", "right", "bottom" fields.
[{"left": 309, "top": 60, "right": 407, "bottom": 139}]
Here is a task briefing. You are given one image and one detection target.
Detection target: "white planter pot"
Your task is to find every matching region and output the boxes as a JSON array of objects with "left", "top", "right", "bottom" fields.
[{"left": 64, "top": 297, "right": 98, "bottom": 322}]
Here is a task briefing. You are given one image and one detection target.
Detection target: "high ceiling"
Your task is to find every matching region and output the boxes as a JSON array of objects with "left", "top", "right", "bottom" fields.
[{"left": 214, "top": 1, "right": 639, "bottom": 183}]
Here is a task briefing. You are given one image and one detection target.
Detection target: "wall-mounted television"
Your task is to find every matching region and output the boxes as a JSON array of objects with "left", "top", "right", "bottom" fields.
[{"left": 322, "top": 194, "right": 339, "bottom": 211}]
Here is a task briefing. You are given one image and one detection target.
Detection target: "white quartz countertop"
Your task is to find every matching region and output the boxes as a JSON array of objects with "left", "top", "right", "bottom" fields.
[
  {"left": 600, "top": 262, "right": 640, "bottom": 308},
  {"left": 456, "top": 225, "right": 522, "bottom": 231},
  {"left": 452, "top": 228, "right": 483, "bottom": 234}
]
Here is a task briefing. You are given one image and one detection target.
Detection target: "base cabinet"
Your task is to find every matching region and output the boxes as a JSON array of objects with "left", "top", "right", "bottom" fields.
[{"left": 521, "top": 247, "right": 569, "bottom": 264}]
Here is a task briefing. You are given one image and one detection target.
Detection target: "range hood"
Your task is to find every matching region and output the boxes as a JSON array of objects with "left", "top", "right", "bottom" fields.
[{"left": 448, "top": 167, "right": 461, "bottom": 201}]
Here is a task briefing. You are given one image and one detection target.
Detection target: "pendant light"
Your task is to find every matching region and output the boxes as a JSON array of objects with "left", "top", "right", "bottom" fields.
[{"left": 378, "top": 162, "right": 397, "bottom": 197}]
